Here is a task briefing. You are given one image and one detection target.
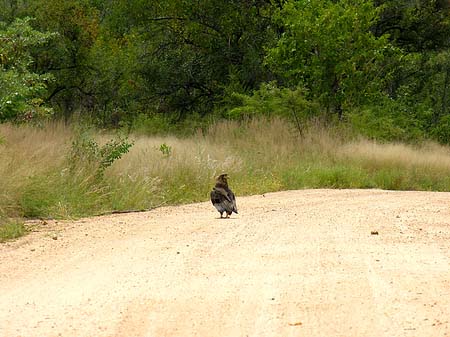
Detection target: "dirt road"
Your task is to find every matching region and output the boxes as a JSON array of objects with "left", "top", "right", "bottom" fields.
[{"left": 1, "top": 189, "right": 450, "bottom": 337}]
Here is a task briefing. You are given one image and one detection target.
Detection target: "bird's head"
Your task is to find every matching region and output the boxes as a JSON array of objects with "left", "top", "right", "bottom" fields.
[{"left": 216, "top": 173, "right": 229, "bottom": 185}]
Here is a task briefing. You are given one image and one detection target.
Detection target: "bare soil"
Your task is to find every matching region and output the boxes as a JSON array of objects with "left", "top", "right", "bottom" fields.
[{"left": 1, "top": 189, "right": 450, "bottom": 337}]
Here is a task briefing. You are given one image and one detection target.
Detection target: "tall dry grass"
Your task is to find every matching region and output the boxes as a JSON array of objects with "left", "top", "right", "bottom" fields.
[
  {"left": 0, "top": 122, "right": 72, "bottom": 219},
  {"left": 1, "top": 117, "right": 450, "bottom": 226},
  {"left": 339, "top": 140, "right": 450, "bottom": 171}
]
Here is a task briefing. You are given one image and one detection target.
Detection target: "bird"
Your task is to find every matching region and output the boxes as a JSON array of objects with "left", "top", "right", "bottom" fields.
[{"left": 210, "top": 173, "right": 238, "bottom": 218}]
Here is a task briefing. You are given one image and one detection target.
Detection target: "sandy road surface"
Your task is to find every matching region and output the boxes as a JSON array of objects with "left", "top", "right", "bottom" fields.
[{"left": 1, "top": 189, "right": 450, "bottom": 337}]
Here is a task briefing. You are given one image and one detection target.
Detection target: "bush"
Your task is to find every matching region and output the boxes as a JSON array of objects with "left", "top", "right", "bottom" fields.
[
  {"left": 433, "top": 115, "right": 450, "bottom": 144},
  {"left": 69, "top": 129, "right": 134, "bottom": 178},
  {"left": 228, "top": 82, "right": 319, "bottom": 129},
  {"left": 0, "top": 18, "right": 55, "bottom": 123},
  {"left": 130, "top": 112, "right": 212, "bottom": 136},
  {"left": 347, "top": 97, "right": 426, "bottom": 142},
  {"left": 130, "top": 113, "right": 173, "bottom": 135},
  {"left": 18, "top": 127, "right": 134, "bottom": 219}
]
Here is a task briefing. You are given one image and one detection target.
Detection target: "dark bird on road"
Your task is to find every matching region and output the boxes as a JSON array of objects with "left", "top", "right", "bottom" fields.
[{"left": 210, "top": 173, "right": 238, "bottom": 218}]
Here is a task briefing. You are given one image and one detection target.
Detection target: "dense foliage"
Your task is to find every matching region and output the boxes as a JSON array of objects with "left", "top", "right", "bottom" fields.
[
  {"left": 1, "top": 0, "right": 450, "bottom": 142},
  {"left": 0, "top": 17, "right": 55, "bottom": 122}
]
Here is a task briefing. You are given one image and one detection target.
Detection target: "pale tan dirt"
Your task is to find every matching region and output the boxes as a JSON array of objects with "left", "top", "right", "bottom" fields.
[{"left": 1, "top": 189, "right": 450, "bottom": 337}]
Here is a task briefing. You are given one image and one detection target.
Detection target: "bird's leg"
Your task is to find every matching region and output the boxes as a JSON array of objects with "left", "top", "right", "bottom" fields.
[
  {"left": 226, "top": 213, "right": 230, "bottom": 219},
  {"left": 220, "top": 212, "right": 224, "bottom": 219}
]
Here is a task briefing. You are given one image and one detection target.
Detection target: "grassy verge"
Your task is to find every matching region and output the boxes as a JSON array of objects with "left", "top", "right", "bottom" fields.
[
  {"left": 1, "top": 117, "right": 450, "bottom": 241},
  {"left": 0, "top": 221, "right": 26, "bottom": 242}
]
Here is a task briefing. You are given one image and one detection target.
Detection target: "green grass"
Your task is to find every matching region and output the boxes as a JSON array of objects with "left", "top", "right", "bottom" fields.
[
  {"left": 19, "top": 169, "right": 109, "bottom": 218},
  {"left": 280, "top": 163, "right": 375, "bottom": 189},
  {"left": 2, "top": 117, "right": 450, "bottom": 242},
  {"left": 0, "top": 222, "right": 26, "bottom": 242}
]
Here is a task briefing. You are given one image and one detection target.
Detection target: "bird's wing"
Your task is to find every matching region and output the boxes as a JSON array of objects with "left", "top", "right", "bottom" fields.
[
  {"left": 210, "top": 189, "right": 223, "bottom": 205},
  {"left": 212, "top": 187, "right": 232, "bottom": 202},
  {"left": 211, "top": 187, "right": 237, "bottom": 213}
]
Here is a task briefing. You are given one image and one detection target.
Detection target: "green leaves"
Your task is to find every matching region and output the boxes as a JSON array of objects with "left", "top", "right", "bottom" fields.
[
  {"left": 0, "top": 17, "right": 55, "bottom": 122},
  {"left": 100, "top": 0, "right": 277, "bottom": 118},
  {"left": 229, "top": 82, "right": 314, "bottom": 118},
  {"left": 267, "top": 0, "right": 397, "bottom": 114}
]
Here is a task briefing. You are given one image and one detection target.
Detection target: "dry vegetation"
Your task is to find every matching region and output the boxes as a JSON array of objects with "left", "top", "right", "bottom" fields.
[{"left": 2, "top": 117, "right": 450, "bottom": 239}]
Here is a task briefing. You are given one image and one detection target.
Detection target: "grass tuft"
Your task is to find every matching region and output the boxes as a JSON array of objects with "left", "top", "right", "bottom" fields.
[{"left": 0, "top": 222, "right": 26, "bottom": 242}]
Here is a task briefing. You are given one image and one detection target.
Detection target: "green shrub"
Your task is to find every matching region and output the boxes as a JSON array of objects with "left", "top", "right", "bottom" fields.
[
  {"left": 69, "top": 129, "right": 134, "bottom": 178},
  {"left": 131, "top": 113, "right": 211, "bottom": 136},
  {"left": 433, "top": 115, "right": 450, "bottom": 144},
  {"left": 347, "top": 98, "right": 426, "bottom": 142},
  {"left": 158, "top": 143, "right": 172, "bottom": 157},
  {"left": 17, "top": 128, "right": 134, "bottom": 219},
  {"left": 228, "top": 82, "right": 319, "bottom": 133},
  {"left": 0, "top": 18, "right": 55, "bottom": 123},
  {"left": 131, "top": 113, "right": 173, "bottom": 135}
]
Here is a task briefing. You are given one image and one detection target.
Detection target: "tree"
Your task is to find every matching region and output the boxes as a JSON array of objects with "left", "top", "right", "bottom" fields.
[
  {"left": 374, "top": 0, "right": 450, "bottom": 124},
  {"left": 374, "top": 0, "right": 450, "bottom": 53},
  {"left": 0, "top": 17, "right": 54, "bottom": 122},
  {"left": 101, "top": 0, "right": 278, "bottom": 120},
  {"left": 266, "top": 0, "right": 398, "bottom": 119},
  {"left": 27, "top": 0, "right": 100, "bottom": 119}
]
